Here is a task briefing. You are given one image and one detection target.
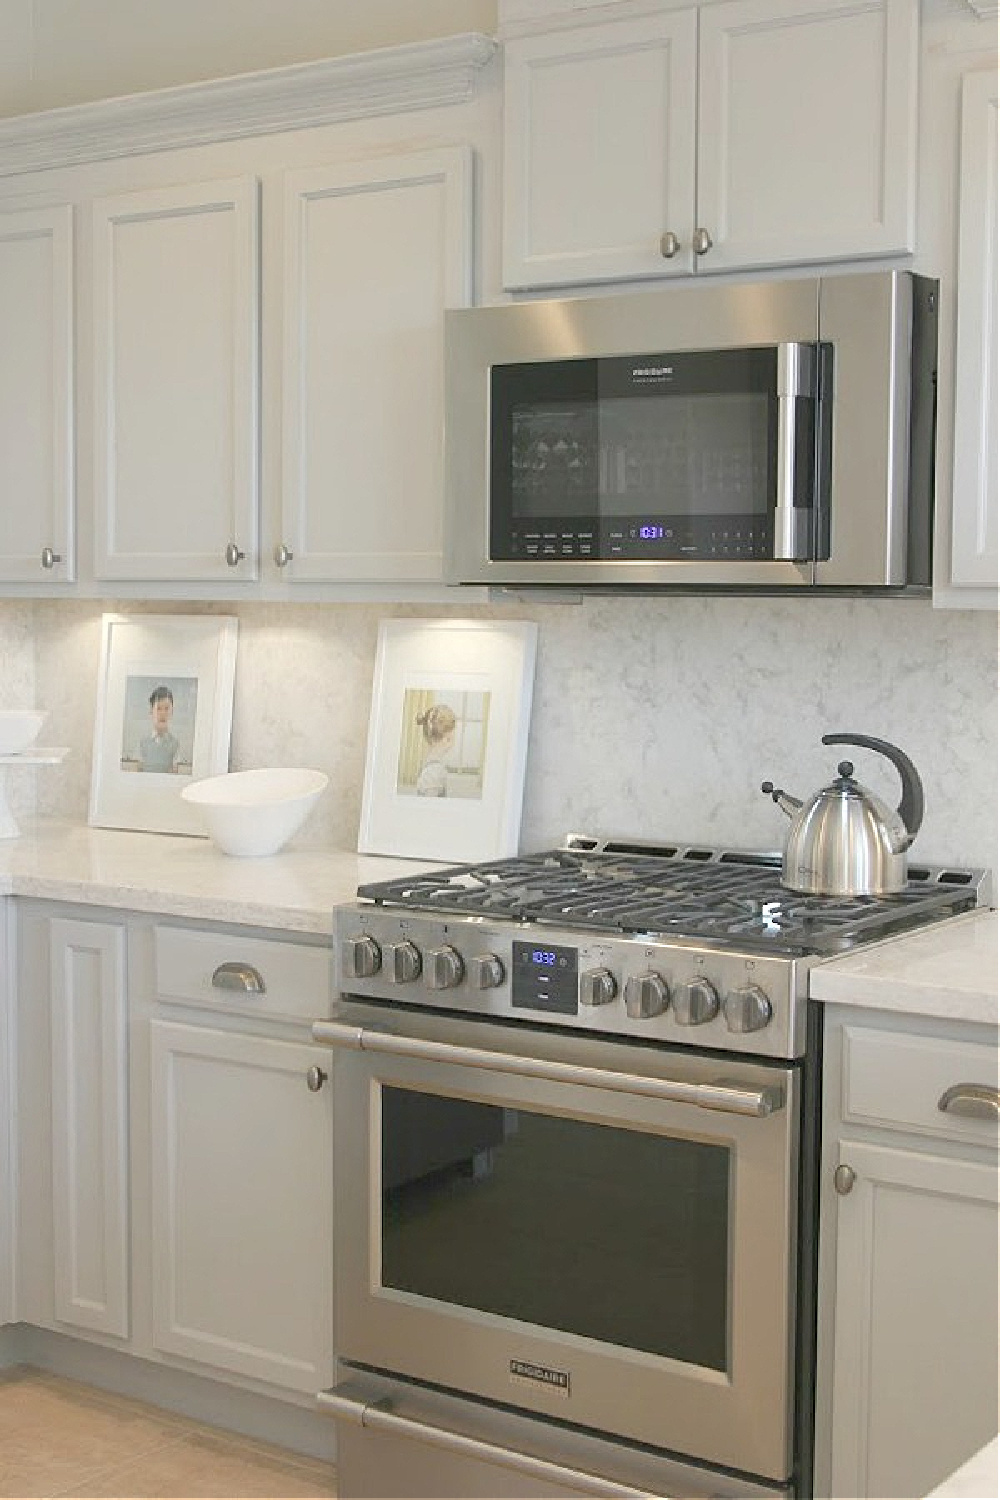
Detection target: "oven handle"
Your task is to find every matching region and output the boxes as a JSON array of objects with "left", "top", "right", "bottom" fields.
[
  {"left": 311, "top": 1020, "right": 785, "bottom": 1117},
  {"left": 318, "top": 1386, "right": 658, "bottom": 1499}
]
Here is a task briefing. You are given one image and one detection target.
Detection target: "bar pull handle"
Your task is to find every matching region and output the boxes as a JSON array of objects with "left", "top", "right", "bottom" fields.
[
  {"left": 211, "top": 961, "right": 266, "bottom": 994},
  {"left": 938, "top": 1083, "right": 1000, "bottom": 1121},
  {"left": 311, "top": 1020, "right": 784, "bottom": 1118},
  {"left": 318, "top": 1387, "right": 656, "bottom": 1499}
]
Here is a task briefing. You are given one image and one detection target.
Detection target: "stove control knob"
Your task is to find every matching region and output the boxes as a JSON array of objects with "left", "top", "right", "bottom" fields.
[
  {"left": 385, "top": 940, "right": 422, "bottom": 984},
  {"left": 425, "top": 945, "right": 466, "bottom": 990},
  {"left": 723, "top": 984, "right": 773, "bottom": 1034},
  {"left": 342, "top": 934, "right": 381, "bottom": 979},
  {"left": 580, "top": 968, "right": 618, "bottom": 1007},
  {"left": 469, "top": 953, "right": 505, "bottom": 990},
  {"left": 624, "top": 971, "right": 669, "bottom": 1020},
  {"left": 674, "top": 977, "right": 720, "bottom": 1026}
]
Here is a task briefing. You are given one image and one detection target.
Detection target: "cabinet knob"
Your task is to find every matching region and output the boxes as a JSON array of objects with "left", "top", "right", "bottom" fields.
[
  {"left": 273, "top": 542, "right": 294, "bottom": 568},
  {"left": 693, "top": 226, "right": 714, "bottom": 256},
  {"left": 659, "top": 230, "right": 680, "bottom": 259},
  {"left": 833, "top": 1164, "right": 856, "bottom": 1195},
  {"left": 306, "top": 1065, "right": 328, "bottom": 1093},
  {"left": 225, "top": 541, "right": 246, "bottom": 567},
  {"left": 40, "top": 547, "right": 62, "bottom": 569},
  {"left": 211, "top": 961, "right": 266, "bottom": 994}
]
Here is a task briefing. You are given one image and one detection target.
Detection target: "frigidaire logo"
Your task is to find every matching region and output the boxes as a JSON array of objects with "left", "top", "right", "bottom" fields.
[{"left": 509, "top": 1358, "right": 571, "bottom": 1397}]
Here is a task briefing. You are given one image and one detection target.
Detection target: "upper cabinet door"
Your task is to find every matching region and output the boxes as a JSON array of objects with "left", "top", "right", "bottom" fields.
[
  {"left": 697, "top": 0, "right": 918, "bottom": 273},
  {"left": 950, "top": 68, "right": 998, "bottom": 594},
  {"left": 92, "top": 177, "right": 260, "bottom": 582},
  {"left": 278, "top": 147, "right": 473, "bottom": 584},
  {"left": 502, "top": 13, "right": 698, "bottom": 289},
  {"left": 0, "top": 205, "right": 75, "bottom": 583},
  {"left": 502, "top": 0, "right": 917, "bottom": 290}
]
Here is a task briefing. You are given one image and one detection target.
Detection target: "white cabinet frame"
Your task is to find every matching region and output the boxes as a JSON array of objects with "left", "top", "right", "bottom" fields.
[
  {"left": 950, "top": 68, "right": 998, "bottom": 592},
  {"left": 91, "top": 176, "right": 260, "bottom": 583},
  {"left": 279, "top": 147, "right": 473, "bottom": 583},
  {"left": 49, "top": 917, "right": 129, "bottom": 1339},
  {"left": 0, "top": 204, "right": 75, "bottom": 583}
]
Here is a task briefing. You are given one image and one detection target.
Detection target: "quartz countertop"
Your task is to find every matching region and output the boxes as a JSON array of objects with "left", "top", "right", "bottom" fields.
[
  {"left": 809, "top": 906, "right": 998, "bottom": 1027},
  {"left": 1, "top": 823, "right": 997, "bottom": 1031},
  {"left": 0, "top": 817, "right": 434, "bottom": 935}
]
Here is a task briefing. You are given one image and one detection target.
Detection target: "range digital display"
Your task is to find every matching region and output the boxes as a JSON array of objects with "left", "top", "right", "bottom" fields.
[{"left": 512, "top": 941, "right": 579, "bottom": 1014}]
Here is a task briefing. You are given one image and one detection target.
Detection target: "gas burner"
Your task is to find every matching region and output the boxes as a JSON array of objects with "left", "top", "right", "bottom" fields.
[{"left": 358, "top": 838, "right": 986, "bottom": 957}]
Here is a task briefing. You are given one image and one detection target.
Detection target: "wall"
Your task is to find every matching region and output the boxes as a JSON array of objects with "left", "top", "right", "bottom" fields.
[
  {"left": 2, "top": 595, "right": 994, "bottom": 876},
  {"left": 0, "top": 1, "right": 995, "bottom": 879},
  {"left": 0, "top": 0, "right": 498, "bottom": 117}
]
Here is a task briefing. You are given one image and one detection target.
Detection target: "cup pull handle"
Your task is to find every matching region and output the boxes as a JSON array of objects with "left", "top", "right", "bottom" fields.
[
  {"left": 938, "top": 1083, "right": 1000, "bottom": 1120},
  {"left": 211, "top": 961, "right": 266, "bottom": 994}
]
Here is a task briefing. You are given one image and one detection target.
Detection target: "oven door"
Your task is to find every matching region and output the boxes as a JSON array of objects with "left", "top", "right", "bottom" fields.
[{"left": 315, "top": 1002, "right": 800, "bottom": 1486}]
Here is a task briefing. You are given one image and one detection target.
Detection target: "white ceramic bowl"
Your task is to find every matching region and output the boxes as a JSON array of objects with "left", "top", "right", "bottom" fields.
[
  {"left": 181, "top": 768, "right": 328, "bottom": 857},
  {"left": 0, "top": 709, "right": 48, "bottom": 756}
]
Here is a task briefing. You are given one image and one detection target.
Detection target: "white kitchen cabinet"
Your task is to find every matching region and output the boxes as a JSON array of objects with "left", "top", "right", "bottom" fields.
[
  {"left": 816, "top": 1007, "right": 1000, "bottom": 1499},
  {"left": 0, "top": 204, "right": 75, "bottom": 583},
  {"left": 91, "top": 176, "right": 260, "bottom": 583},
  {"left": 502, "top": 0, "right": 918, "bottom": 289},
  {"left": 49, "top": 917, "right": 130, "bottom": 1338},
  {"left": 277, "top": 146, "right": 473, "bottom": 584},
  {"left": 949, "top": 68, "right": 998, "bottom": 594},
  {"left": 14, "top": 905, "right": 130, "bottom": 1340},
  {"left": 0, "top": 899, "right": 13, "bottom": 1327},
  {"left": 143, "top": 922, "right": 333, "bottom": 1395}
]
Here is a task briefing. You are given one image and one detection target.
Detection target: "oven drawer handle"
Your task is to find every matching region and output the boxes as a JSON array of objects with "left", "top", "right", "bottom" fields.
[
  {"left": 311, "top": 1021, "right": 785, "bottom": 1117},
  {"left": 318, "top": 1387, "right": 657, "bottom": 1499}
]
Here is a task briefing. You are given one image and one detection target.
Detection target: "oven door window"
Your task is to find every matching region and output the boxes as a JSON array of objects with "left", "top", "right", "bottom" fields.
[{"left": 380, "top": 1086, "right": 730, "bottom": 1371}]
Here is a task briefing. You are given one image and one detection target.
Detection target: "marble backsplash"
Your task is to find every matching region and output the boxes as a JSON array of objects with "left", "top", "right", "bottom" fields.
[{"left": 2, "top": 595, "right": 997, "bottom": 877}]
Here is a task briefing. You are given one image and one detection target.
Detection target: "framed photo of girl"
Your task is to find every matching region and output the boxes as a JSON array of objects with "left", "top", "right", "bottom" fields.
[
  {"left": 89, "top": 613, "right": 238, "bottom": 835},
  {"left": 359, "top": 619, "right": 538, "bottom": 862}
]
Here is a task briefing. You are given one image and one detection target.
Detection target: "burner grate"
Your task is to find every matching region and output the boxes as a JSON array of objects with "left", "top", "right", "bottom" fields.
[{"left": 357, "top": 843, "right": 985, "bottom": 956}]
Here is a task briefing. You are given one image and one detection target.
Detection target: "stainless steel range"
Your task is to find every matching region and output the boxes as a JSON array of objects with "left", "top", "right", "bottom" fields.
[{"left": 314, "top": 837, "right": 985, "bottom": 1500}]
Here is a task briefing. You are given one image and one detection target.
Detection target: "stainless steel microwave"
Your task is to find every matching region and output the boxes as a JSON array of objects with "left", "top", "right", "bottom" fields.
[{"left": 444, "top": 271, "right": 937, "bottom": 591}]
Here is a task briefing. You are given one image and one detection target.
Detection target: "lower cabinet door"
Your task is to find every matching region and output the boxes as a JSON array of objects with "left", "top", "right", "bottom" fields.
[
  {"left": 149, "top": 1018, "right": 332, "bottom": 1393},
  {"left": 829, "top": 1137, "right": 999, "bottom": 1498}
]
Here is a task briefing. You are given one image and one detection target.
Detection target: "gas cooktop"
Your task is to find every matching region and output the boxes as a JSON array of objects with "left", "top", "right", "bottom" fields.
[{"left": 357, "top": 835, "right": 985, "bottom": 958}]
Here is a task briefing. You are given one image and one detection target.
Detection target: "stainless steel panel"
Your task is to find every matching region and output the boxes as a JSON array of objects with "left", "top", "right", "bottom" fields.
[
  {"left": 322, "top": 1374, "right": 790, "bottom": 1498},
  {"left": 444, "top": 278, "right": 820, "bottom": 589},
  {"left": 322, "top": 1001, "right": 800, "bottom": 1484}
]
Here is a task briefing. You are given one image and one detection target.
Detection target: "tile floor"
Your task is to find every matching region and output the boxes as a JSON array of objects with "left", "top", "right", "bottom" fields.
[{"left": 0, "top": 1366, "right": 338, "bottom": 1499}]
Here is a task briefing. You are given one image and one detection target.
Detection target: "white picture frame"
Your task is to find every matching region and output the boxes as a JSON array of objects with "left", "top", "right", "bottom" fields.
[
  {"left": 89, "top": 613, "right": 238, "bottom": 835},
  {"left": 359, "top": 619, "right": 537, "bottom": 863}
]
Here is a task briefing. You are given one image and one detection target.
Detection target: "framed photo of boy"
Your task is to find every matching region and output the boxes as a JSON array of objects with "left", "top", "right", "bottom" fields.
[
  {"left": 359, "top": 619, "right": 537, "bottom": 863},
  {"left": 89, "top": 613, "right": 238, "bottom": 835}
]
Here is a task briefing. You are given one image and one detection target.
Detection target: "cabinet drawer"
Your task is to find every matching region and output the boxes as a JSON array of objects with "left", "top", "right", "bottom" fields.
[
  {"left": 841, "top": 1024, "right": 1000, "bottom": 1149},
  {"left": 153, "top": 925, "right": 331, "bottom": 1022}
]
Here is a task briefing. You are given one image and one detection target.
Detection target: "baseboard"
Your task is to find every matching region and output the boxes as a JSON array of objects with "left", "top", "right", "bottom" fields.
[{"left": 0, "top": 1324, "right": 337, "bottom": 1464}]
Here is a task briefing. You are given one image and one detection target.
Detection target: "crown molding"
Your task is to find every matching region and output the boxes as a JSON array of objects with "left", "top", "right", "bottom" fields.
[
  {"left": 0, "top": 33, "right": 498, "bottom": 179},
  {"left": 961, "top": 0, "right": 999, "bottom": 17}
]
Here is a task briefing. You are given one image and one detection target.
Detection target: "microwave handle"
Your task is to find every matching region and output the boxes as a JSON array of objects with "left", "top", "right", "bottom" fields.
[
  {"left": 773, "top": 341, "right": 817, "bottom": 561},
  {"left": 311, "top": 1019, "right": 785, "bottom": 1118},
  {"left": 319, "top": 1384, "right": 657, "bottom": 1499}
]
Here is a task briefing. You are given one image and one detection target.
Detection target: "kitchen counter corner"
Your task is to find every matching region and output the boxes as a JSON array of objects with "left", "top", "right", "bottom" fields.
[{"left": 809, "top": 906, "right": 998, "bottom": 1027}]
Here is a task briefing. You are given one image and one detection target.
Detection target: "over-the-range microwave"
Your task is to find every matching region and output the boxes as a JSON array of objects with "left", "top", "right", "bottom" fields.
[{"left": 443, "top": 270, "right": 937, "bottom": 591}]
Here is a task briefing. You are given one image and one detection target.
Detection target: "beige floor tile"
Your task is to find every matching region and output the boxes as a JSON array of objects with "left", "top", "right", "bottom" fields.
[{"left": 0, "top": 1367, "right": 337, "bottom": 1500}]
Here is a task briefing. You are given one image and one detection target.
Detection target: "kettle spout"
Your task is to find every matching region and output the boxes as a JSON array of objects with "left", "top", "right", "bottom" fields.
[{"left": 761, "top": 781, "right": 803, "bottom": 820}]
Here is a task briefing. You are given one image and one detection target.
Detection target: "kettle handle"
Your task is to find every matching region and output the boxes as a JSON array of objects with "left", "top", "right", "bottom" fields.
[{"left": 821, "top": 733, "right": 924, "bottom": 845}]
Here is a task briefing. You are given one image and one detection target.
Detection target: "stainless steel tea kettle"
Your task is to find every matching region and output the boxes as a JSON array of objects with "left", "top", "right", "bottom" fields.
[{"left": 761, "top": 733, "right": 924, "bottom": 896}]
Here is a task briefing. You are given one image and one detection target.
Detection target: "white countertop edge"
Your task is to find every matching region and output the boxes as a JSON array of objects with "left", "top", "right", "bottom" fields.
[{"left": 809, "top": 908, "right": 999, "bottom": 1027}]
